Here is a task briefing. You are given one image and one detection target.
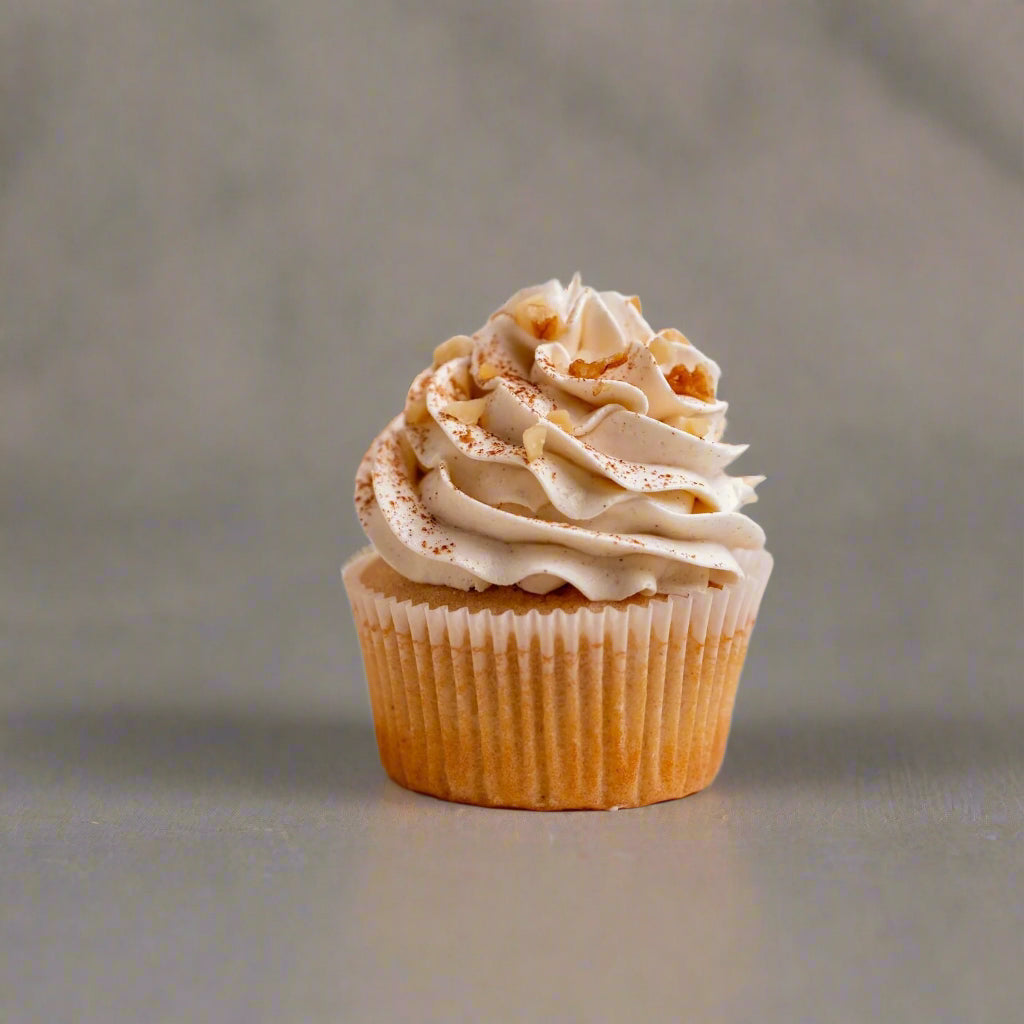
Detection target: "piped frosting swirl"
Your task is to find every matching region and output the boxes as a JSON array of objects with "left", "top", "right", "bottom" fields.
[{"left": 355, "top": 276, "right": 765, "bottom": 601}]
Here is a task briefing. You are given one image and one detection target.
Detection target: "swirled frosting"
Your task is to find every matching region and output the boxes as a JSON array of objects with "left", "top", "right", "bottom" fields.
[{"left": 354, "top": 276, "right": 766, "bottom": 600}]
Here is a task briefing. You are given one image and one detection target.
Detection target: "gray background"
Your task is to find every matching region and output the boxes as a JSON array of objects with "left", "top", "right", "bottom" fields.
[{"left": 2, "top": 2, "right": 1022, "bottom": 1021}]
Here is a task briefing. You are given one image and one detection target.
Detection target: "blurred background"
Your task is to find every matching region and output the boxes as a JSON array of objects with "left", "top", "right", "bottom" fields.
[
  {"left": 2, "top": 4, "right": 1022, "bottom": 1021},
  {"left": 2, "top": 0, "right": 1021, "bottom": 721}
]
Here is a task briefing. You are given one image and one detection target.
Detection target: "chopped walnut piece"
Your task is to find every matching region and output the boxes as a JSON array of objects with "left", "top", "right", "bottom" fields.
[
  {"left": 477, "top": 361, "right": 500, "bottom": 383},
  {"left": 665, "top": 413, "right": 708, "bottom": 438},
  {"left": 545, "top": 408, "right": 573, "bottom": 432},
  {"left": 404, "top": 392, "right": 429, "bottom": 424},
  {"left": 513, "top": 297, "right": 565, "bottom": 340},
  {"left": 522, "top": 422, "right": 547, "bottom": 461},
  {"left": 442, "top": 398, "right": 488, "bottom": 425},
  {"left": 661, "top": 327, "right": 691, "bottom": 346},
  {"left": 649, "top": 328, "right": 690, "bottom": 364},
  {"left": 648, "top": 336, "right": 670, "bottom": 364},
  {"left": 567, "top": 350, "right": 628, "bottom": 379},
  {"left": 665, "top": 362, "right": 716, "bottom": 402},
  {"left": 432, "top": 335, "right": 474, "bottom": 368},
  {"left": 450, "top": 362, "right": 472, "bottom": 397}
]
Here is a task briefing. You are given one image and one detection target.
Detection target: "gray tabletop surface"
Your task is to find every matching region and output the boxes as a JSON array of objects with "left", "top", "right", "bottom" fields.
[{"left": 2, "top": 3, "right": 1022, "bottom": 1021}]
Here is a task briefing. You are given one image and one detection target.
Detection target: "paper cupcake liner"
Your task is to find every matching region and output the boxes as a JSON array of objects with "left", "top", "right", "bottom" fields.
[{"left": 343, "top": 549, "right": 772, "bottom": 810}]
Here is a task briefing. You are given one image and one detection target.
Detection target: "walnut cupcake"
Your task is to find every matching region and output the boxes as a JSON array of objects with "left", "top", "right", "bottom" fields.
[{"left": 344, "top": 276, "right": 772, "bottom": 809}]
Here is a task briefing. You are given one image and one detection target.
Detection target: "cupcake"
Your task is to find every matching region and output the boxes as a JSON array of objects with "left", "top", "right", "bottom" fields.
[{"left": 344, "top": 276, "right": 772, "bottom": 809}]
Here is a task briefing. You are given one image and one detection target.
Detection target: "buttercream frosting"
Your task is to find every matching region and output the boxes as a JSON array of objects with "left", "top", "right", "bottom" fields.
[{"left": 354, "top": 276, "right": 766, "bottom": 600}]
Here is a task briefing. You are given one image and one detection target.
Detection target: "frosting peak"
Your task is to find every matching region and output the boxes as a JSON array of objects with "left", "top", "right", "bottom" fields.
[{"left": 355, "top": 276, "right": 766, "bottom": 600}]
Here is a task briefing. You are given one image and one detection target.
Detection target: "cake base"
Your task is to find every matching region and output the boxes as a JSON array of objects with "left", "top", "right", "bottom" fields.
[{"left": 344, "top": 549, "right": 771, "bottom": 810}]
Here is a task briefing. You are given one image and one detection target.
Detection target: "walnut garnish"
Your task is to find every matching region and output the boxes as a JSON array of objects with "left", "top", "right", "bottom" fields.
[
  {"left": 442, "top": 398, "right": 488, "bottom": 425},
  {"left": 522, "top": 422, "right": 547, "bottom": 461},
  {"left": 450, "top": 362, "right": 471, "bottom": 397},
  {"left": 545, "top": 408, "right": 573, "bottom": 432},
  {"left": 648, "top": 335, "right": 673, "bottom": 364},
  {"left": 513, "top": 297, "right": 565, "bottom": 340},
  {"left": 477, "top": 361, "right": 500, "bottom": 383},
  {"left": 567, "top": 350, "right": 628, "bottom": 379},
  {"left": 665, "top": 413, "right": 709, "bottom": 438},
  {"left": 665, "top": 362, "right": 715, "bottom": 402},
  {"left": 432, "top": 335, "right": 474, "bottom": 368},
  {"left": 404, "top": 391, "right": 429, "bottom": 424},
  {"left": 661, "top": 327, "right": 690, "bottom": 346},
  {"left": 649, "top": 328, "right": 690, "bottom": 364}
]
